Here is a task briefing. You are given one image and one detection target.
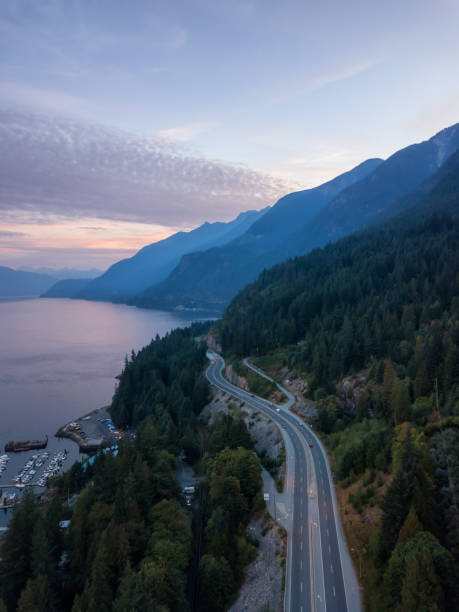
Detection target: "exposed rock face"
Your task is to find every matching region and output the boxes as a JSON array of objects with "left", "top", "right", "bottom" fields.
[
  {"left": 201, "top": 388, "right": 282, "bottom": 461},
  {"left": 224, "top": 364, "right": 249, "bottom": 391},
  {"left": 337, "top": 375, "right": 367, "bottom": 412},
  {"left": 229, "top": 516, "right": 284, "bottom": 612},
  {"left": 205, "top": 332, "right": 222, "bottom": 353},
  {"left": 280, "top": 369, "right": 316, "bottom": 418}
]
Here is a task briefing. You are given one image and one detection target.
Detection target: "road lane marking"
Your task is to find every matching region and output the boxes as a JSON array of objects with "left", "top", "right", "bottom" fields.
[
  {"left": 209, "top": 358, "right": 349, "bottom": 612},
  {"left": 300, "top": 541, "right": 303, "bottom": 551},
  {"left": 330, "top": 564, "right": 334, "bottom": 574},
  {"left": 301, "top": 582, "right": 303, "bottom": 593}
]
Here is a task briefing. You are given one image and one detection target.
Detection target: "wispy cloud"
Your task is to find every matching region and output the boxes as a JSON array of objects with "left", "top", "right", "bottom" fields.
[
  {"left": 0, "top": 81, "right": 90, "bottom": 114},
  {"left": 307, "top": 58, "right": 378, "bottom": 92},
  {"left": 0, "top": 230, "right": 29, "bottom": 238},
  {"left": 0, "top": 108, "right": 286, "bottom": 230},
  {"left": 157, "top": 121, "right": 220, "bottom": 142}
]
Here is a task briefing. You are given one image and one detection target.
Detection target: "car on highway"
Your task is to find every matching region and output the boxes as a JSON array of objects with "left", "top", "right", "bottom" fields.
[{"left": 309, "top": 443, "right": 314, "bottom": 448}]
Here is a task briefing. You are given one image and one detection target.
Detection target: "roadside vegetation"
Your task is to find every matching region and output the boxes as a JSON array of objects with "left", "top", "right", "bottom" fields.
[
  {"left": 228, "top": 358, "right": 278, "bottom": 400},
  {"left": 252, "top": 351, "right": 289, "bottom": 380},
  {"left": 222, "top": 361, "right": 286, "bottom": 492}
]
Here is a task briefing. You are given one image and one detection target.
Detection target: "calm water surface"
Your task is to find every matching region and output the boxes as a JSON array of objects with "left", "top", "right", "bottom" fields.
[{"left": 0, "top": 298, "right": 208, "bottom": 526}]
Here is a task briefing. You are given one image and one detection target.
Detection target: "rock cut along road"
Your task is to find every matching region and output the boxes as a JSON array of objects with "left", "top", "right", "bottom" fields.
[{"left": 206, "top": 351, "right": 361, "bottom": 612}]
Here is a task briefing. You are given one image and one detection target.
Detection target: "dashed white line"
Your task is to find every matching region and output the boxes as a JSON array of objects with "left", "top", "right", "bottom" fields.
[
  {"left": 330, "top": 564, "right": 334, "bottom": 574},
  {"left": 333, "top": 586, "right": 336, "bottom": 597},
  {"left": 301, "top": 582, "right": 303, "bottom": 593}
]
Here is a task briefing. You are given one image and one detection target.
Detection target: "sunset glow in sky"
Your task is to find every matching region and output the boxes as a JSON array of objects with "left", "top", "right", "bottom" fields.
[{"left": 1, "top": 0, "right": 458, "bottom": 269}]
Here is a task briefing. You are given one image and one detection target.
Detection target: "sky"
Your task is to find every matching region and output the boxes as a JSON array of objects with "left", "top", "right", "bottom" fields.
[{"left": 1, "top": 0, "right": 459, "bottom": 270}]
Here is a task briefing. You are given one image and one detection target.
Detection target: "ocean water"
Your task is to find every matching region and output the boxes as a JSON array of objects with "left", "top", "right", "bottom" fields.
[{"left": 0, "top": 297, "right": 208, "bottom": 526}]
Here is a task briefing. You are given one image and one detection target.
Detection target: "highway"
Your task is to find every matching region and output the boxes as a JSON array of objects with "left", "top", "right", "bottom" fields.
[{"left": 206, "top": 352, "right": 361, "bottom": 612}]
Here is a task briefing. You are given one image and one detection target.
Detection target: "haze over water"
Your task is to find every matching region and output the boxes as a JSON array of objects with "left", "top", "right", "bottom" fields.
[{"left": 0, "top": 298, "right": 205, "bottom": 441}]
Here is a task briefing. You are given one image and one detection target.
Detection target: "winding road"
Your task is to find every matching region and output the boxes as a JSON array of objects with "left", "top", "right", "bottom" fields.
[{"left": 206, "top": 351, "right": 361, "bottom": 612}]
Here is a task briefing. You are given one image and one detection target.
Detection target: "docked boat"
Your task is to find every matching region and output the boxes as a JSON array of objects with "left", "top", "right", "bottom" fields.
[{"left": 5, "top": 436, "right": 48, "bottom": 452}]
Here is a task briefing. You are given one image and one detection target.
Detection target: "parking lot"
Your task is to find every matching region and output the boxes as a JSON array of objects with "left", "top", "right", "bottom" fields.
[{"left": 58, "top": 407, "right": 124, "bottom": 451}]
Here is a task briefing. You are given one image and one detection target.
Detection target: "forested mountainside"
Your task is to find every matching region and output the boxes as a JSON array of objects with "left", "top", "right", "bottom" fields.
[
  {"left": 0, "top": 323, "right": 264, "bottom": 612},
  {"left": 41, "top": 278, "right": 91, "bottom": 298},
  {"left": 283, "top": 122, "right": 459, "bottom": 257},
  {"left": 133, "top": 158, "right": 382, "bottom": 311},
  {"left": 217, "top": 156, "right": 459, "bottom": 366},
  {"left": 134, "top": 124, "right": 459, "bottom": 313},
  {"left": 73, "top": 208, "right": 268, "bottom": 302},
  {"left": 110, "top": 324, "right": 211, "bottom": 433},
  {"left": 217, "top": 158, "right": 459, "bottom": 610}
]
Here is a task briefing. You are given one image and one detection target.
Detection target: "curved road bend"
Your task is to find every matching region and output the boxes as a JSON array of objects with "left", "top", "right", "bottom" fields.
[{"left": 205, "top": 352, "right": 361, "bottom": 612}]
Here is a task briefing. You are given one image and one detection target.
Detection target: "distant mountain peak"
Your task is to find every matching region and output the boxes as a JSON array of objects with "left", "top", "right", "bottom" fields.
[
  {"left": 431, "top": 122, "right": 459, "bottom": 166},
  {"left": 74, "top": 206, "right": 268, "bottom": 301}
]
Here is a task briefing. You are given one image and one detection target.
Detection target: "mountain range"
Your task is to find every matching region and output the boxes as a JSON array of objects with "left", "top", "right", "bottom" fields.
[
  {"left": 19, "top": 267, "right": 103, "bottom": 280},
  {"left": 39, "top": 121, "right": 459, "bottom": 312},
  {"left": 0, "top": 266, "right": 56, "bottom": 297},
  {"left": 132, "top": 122, "right": 459, "bottom": 312},
  {"left": 133, "top": 157, "right": 382, "bottom": 310},
  {"left": 48, "top": 207, "right": 269, "bottom": 301},
  {"left": 0, "top": 266, "right": 103, "bottom": 298},
  {"left": 218, "top": 142, "right": 459, "bottom": 356}
]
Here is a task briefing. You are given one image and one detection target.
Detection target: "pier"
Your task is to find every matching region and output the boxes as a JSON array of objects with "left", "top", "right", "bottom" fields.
[{"left": 0, "top": 483, "right": 43, "bottom": 489}]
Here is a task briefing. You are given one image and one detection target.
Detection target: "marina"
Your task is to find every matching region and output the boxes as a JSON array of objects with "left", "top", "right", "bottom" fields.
[
  {"left": 0, "top": 449, "right": 68, "bottom": 490},
  {"left": 0, "top": 298, "right": 196, "bottom": 532}
]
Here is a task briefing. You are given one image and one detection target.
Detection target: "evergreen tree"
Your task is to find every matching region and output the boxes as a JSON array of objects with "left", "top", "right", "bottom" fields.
[
  {"left": 86, "top": 531, "right": 113, "bottom": 612},
  {"left": 392, "top": 379, "right": 412, "bottom": 425},
  {"left": 198, "top": 554, "right": 234, "bottom": 612},
  {"left": 396, "top": 506, "right": 423, "bottom": 547},
  {"left": 0, "top": 490, "right": 39, "bottom": 610},
  {"left": 399, "top": 547, "right": 443, "bottom": 612},
  {"left": 31, "top": 519, "right": 52, "bottom": 578},
  {"left": 17, "top": 575, "right": 52, "bottom": 612},
  {"left": 383, "top": 360, "right": 397, "bottom": 418},
  {"left": 415, "top": 361, "right": 432, "bottom": 397}
]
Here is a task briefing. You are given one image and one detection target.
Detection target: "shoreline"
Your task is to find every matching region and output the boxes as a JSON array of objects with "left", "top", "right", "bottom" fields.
[{"left": 55, "top": 405, "right": 117, "bottom": 453}]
